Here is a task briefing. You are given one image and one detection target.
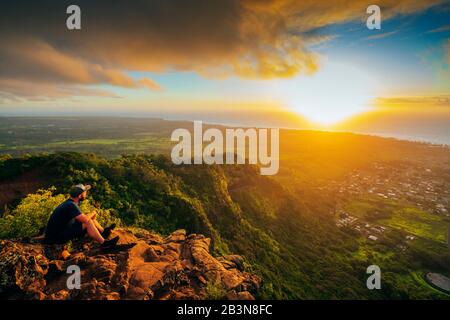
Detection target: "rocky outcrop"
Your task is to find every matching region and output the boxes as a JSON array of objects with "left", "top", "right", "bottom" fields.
[{"left": 0, "top": 229, "right": 260, "bottom": 300}]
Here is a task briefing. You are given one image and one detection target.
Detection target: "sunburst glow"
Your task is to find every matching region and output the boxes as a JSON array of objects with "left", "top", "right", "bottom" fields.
[{"left": 286, "top": 62, "right": 377, "bottom": 125}]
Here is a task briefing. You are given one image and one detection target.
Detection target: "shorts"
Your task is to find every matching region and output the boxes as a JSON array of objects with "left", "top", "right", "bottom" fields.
[{"left": 45, "top": 219, "right": 87, "bottom": 244}]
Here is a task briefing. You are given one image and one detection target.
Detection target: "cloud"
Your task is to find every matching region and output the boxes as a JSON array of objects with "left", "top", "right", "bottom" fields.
[
  {"left": 424, "top": 24, "right": 450, "bottom": 34},
  {"left": 138, "top": 78, "right": 163, "bottom": 92},
  {"left": 0, "top": 37, "right": 163, "bottom": 101},
  {"left": 447, "top": 39, "right": 450, "bottom": 65},
  {"left": 365, "top": 30, "right": 399, "bottom": 40},
  {"left": 374, "top": 95, "right": 450, "bottom": 108},
  {"left": 0, "top": 79, "right": 121, "bottom": 103},
  {"left": 0, "top": 0, "right": 444, "bottom": 101}
]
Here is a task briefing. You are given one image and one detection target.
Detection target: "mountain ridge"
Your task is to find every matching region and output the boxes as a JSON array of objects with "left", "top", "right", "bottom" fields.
[{"left": 0, "top": 228, "right": 260, "bottom": 300}]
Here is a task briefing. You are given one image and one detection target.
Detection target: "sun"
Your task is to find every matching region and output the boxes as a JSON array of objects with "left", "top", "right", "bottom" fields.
[{"left": 285, "top": 62, "right": 377, "bottom": 125}]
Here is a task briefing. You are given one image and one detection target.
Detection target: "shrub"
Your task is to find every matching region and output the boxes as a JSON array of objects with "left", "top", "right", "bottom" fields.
[
  {"left": 0, "top": 187, "right": 65, "bottom": 239},
  {"left": 0, "top": 187, "right": 120, "bottom": 239},
  {"left": 204, "top": 279, "right": 227, "bottom": 300},
  {"left": 79, "top": 199, "right": 121, "bottom": 228}
]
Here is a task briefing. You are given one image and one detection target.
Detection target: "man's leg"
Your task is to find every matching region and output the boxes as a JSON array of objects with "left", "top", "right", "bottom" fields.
[
  {"left": 91, "top": 218, "right": 104, "bottom": 233},
  {"left": 81, "top": 219, "right": 105, "bottom": 243},
  {"left": 85, "top": 212, "right": 104, "bottom": 233}
]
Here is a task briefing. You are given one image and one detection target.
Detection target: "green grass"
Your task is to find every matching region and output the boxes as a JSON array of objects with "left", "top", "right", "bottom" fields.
[
  {"left": 342, "top": 195, "right": 450, "bottom": 298},
  {"left": 45, "top": 136, "right": 172, "bottom": 146},
  {"left": 344, "top": 196, "right": 447, "bottom": 243},
  {"left": 410, "top": 271, "right": 450, "bottom": 298},
  {"left": 381, "top": 207, "right": 446, "bottom": 243},
  {"left": 50, "top": 138, "right": 125, "bottom": 145},
  {"left": 353, "top": 241, "right": 396, "bottom": 265},
  {"left": 344, "top": 196, "right": 398, "bottom": 219},
  {"left": 0, "top": 135, "right": 174, "bottom": 158}
]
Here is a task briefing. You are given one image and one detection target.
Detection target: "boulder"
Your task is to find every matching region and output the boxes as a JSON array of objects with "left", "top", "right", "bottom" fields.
[{"left": 0, "top": 228, "right": 260, "bottom": 300}]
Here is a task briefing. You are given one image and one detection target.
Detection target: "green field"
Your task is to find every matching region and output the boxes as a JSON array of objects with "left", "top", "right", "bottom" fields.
[{"left": 0, "top": 117, "right": 449, "bottom": 299}]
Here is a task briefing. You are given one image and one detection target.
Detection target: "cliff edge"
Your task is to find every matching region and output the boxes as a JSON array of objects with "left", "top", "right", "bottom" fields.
[{"left": 0, "top": 229, "right": 260, "bottom": 300}]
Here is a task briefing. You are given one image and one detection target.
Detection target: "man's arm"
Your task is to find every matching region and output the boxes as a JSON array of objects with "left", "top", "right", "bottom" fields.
[
  {"left": 75, "top": 210, "right": 97, "bottom": 223},
  {"left": 75, "top": 213, "right": 91, "bottom": 224},
  {"left": 85, "top": 210, "right": 97, "bottom": 220}
]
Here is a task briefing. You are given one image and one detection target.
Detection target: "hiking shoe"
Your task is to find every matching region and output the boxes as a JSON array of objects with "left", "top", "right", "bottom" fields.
[
  {"left": 101, "top": 236, "right": 119, "bottom": 248},
  {"left": 100, "top": 243, "right": 137, "bottom": 253},
  {"left": 101, "top": 223, "right": 116, "bottom": 239}
]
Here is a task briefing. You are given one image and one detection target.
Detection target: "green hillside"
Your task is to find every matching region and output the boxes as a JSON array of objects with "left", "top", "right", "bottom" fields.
[{"left": 1, "top": 150, "right": 449, "bottom": 299}]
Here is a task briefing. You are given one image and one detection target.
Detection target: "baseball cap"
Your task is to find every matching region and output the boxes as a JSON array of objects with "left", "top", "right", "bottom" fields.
[{"left": 69, "top": 184, "right": 91, "bottom": 197}]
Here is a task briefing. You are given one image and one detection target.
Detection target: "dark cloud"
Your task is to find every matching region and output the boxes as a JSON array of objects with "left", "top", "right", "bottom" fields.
[{"left": 0, "top": 0, "right": 443, "bottom": 101}]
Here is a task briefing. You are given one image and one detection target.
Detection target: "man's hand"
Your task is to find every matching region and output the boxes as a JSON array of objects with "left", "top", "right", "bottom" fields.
[{"left": 86, "top": 210, "right": 97, "bottom": 220}]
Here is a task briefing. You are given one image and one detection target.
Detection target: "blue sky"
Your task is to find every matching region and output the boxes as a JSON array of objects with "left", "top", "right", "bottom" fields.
[
  {"left": 110, "top": 2, "right": 450, "bottom": 118},
  {"left": 0, "top": 0, "right": 448, "bottom": 135}
]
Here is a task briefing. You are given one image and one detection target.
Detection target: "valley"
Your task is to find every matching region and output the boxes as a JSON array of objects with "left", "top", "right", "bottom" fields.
[{"left": 0, "top": 117, "right": 449, "bottom": 299}]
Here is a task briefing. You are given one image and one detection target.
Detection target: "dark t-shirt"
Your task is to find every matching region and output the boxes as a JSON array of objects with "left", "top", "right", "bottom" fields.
[{"left": 45, "top": 199, "right": 82, "bottom": 240}]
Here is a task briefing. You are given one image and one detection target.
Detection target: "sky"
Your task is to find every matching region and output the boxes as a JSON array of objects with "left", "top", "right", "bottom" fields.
[{"left": 0, "top": 0, "right": 449, "bottom": 142}]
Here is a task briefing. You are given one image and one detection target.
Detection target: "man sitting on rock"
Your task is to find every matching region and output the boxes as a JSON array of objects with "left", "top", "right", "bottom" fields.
[{"left": 44, "top": 184, "right": 119, "bottom": 248}]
